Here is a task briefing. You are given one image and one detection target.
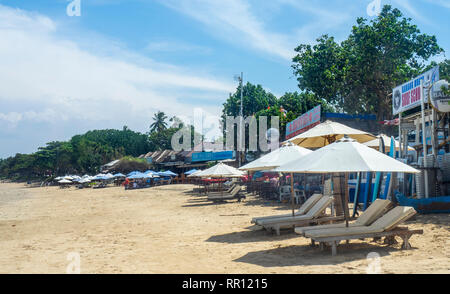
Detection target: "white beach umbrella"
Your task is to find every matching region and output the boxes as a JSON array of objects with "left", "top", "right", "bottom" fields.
[
  {"left": 286, "top": 120, "right": 375, "bottom": 148},
  {"left": 187, "top": 170, "right": 203, "bottom": 178},
  {"left": 276, "top": 137, "right": 418, "bottom": 226},
  {"left": 275, "top": 137, "right": 419, "bottom": 174},
  {"left": 239, "top": 143, "right": 312, "bottom": 171},
  {"left": 363, "top": 134, "right": 415, "bottom": 152},
  {"left": 58, "top": 179, "right": 72, "bottom": 184},
  {"left": 195, "top": 162, "right": 245, "bottom": 178}
]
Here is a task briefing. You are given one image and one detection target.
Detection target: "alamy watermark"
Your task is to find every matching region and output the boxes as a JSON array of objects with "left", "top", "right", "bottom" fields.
[
  {"left": 366, "top": 0, "right": 382, "bottom": 17},
  {"left": 170, "top": 108, "right": 280, "bottom": 153},
  {"left": 66, "top": 252, "right": 81, "bottom": 274},
  {"left": 366, "top": 252, "right": 382, "bottom": 274},
  {"left": 67, "top": 0, "right": 81, "bottom": 17}
]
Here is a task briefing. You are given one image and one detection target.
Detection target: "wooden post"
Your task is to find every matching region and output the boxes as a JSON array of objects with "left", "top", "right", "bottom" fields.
[{"left": 291, "top": 173, "right": 295, "bottom": 217}]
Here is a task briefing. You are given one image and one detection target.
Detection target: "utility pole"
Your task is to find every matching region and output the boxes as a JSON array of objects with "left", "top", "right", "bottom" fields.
[
  {"left": 234, "top": 72, "right": 244, "bottom": 167},
  {"left": 240, "top": 72, "right": 244, "bottom": 167}
]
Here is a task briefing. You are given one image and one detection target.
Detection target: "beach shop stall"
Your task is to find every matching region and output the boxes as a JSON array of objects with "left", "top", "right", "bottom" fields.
[{"left": 392, "top": 66, "right": 450, "bottom": 213}]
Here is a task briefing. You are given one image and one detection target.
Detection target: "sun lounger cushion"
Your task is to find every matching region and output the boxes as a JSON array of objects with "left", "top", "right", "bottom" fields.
[
  {"left": 305, "top": 206, "right": 416, "bottom": 238},
  {"left": 257, "top": 197, "right": 332, "bottom": 226},
  {"left": 354, "top": 199, "right": 392, "bottom": 226},
  {"left": 370, "top": 206, "right": 416, "bottom": 231},
  {"left": 252, "top": 194, "right": 323, "bottom": 224},
  {"left": 295, "top": 199, "right": 392, "bottom": 235}
]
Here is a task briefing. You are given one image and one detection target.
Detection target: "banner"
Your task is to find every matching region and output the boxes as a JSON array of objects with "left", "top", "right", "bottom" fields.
[
  {"left": 392, "top": 66, "right": 439, "bottom": 115},
  {"left": 191, "top": 151, "right": 234, "bottom": 162},
  {"left": 285, "top": 105, "right": 321, "bottom": 139}
]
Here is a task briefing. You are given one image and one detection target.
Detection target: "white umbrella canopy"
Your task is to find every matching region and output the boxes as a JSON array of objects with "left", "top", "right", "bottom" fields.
[
  {"left": 239, "top": 143, "right": 312, "bottom": 171},
  {"left": 364, "top": 134, "right": 415, "bottom": 152},
  {"left": 274, "top": 137, "right": 419, "bottom": 174},
  {"left": 58, "top": 179, "right": 72, "bottom": 184},
  {"left": 187, "top": 170, "right": 203, "bottom": 178},
  {"left": 286, "top": 120, "right": 376, "bottom": 148},
  {"left": 195, "top": 162, "right": 245, "bottom": 178}
]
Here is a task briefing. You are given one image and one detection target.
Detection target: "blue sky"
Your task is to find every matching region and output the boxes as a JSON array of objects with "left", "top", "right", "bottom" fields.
[{"left": 0, "top": 0, "right": 449, "bottom": 158}]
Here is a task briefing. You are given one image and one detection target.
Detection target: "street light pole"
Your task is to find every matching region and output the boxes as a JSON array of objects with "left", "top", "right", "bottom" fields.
[
  {"left": 234, "top": 72, "right": 244, "bottom": 167},
  {"left": 239, "top": 72, "right": 244, "bottom": 167}
]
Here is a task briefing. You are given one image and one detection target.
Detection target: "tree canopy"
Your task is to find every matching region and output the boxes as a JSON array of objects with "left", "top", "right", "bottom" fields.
[{"left": 292, "top": 5, "right": 444, "bottom": 119}]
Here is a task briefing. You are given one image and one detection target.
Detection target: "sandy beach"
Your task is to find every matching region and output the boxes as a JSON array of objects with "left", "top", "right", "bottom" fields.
[{"left": 0, "top": 182, "right": 448, "bottom": 274}]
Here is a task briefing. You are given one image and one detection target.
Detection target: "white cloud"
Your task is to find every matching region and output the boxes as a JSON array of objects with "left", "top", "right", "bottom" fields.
[
  {"left": 0, "top": 4, "right": 235, "bottom": 156},
  {"left": 159, "top": 0, "right": 295, "bottom": 61},
  {"left": 159, "top": 0, "right": 352, "bottom": 61},
  {"left": 423, "top": 0, "right": 450, "bottom": 9},
  {"left": 0, "top": 6, "right": 234, "bottom": 123}
]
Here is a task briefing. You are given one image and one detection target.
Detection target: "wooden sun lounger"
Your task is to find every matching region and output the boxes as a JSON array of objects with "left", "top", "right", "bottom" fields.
[
  {"left": 207, "top": 184, "right": 236, "bottom": 196},
  {"left": 295, "top": 199, "right": 393, "bottom": 236},
  {"left": 257, "top": 197, "right": 343, "bottom": 236},
  {"left": 304, "top": 206, "right": 422, "bottom": 256},
  {"left": 207, "top": 185, "right": 245, "bottom": 203},
  {"left": 251, "top": 194, "right": 323, "bottom": 224}
]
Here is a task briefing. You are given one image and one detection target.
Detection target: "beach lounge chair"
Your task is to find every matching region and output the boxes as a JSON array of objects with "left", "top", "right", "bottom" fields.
[
  {"left": 251, "top": 193, "right": 323, "bottom": 225},
  {"left": 207, "top": 184, "right": 236, "bottom": 196},
  {"left": 207, "top": 185, "right": 245, "bottom": 202},
  {"left": 304, "top": 206, "right": 422, "bottom": 256},
  {"left": 257, "top": 196, "right": 342, "bottom": 235},
  {"left": 295, "top": 199, "right": 393, "bottom": 236}
]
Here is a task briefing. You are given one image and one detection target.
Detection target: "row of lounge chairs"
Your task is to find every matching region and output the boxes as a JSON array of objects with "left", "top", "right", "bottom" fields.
[
  {"left": 251, "top": 195, "right": 423, "bottom": 255},
  {"left": 207, "top": 184, "right": 246, "bottom": 203}
]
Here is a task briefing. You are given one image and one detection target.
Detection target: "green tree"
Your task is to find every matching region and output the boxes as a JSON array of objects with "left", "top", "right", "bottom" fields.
[
  {"left": 150, "top": 111, "right": 168, "bottom": 133},
  {"left": 292, "top": 5, "right": 443, "bottom": 119}
]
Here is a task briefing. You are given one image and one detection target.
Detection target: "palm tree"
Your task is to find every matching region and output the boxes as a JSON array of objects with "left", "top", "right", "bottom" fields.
[{"left": 150, "top": 111, "right": 168, "bottom": 133}]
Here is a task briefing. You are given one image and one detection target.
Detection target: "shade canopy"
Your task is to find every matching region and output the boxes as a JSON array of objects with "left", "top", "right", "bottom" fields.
[
  {"left": 275, "top": 137, "right": 419, "bottom": 174},
  {"left": 184, "top": 169, "right": 199, "bottom": 175},
  {"left": 363, "top": 134, "right": 415, "bottom": 152},
  {"left": 128, "top": 172, "right": 153, "bottom": 179},
  {"left": 187, "top": 170, "right": 203, "bottom": 178},
  {"left": 58, "top": 179, "right": 72, "bottom": 184},
  {"left": 158, "top": 171, "right": 177, "bottom": 177},
  {"left": 113, "top": 173, "right": 126, "bottom": 178},
  {"left": 239, "top": 144, "right": 312, "bottom": 171},
  {"left": 194, "top": 162, "right": 245, "bottom": 178},
  {"left": 286, "top": 120, "right": 375, "bottom": 148}
]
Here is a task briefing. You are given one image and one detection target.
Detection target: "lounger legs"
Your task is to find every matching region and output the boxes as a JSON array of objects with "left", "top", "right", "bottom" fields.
[
  {"left": 331, "top": 241, "right": 338, "bottom": 256},
  {"left": 401, "top": 235, "right": 412, "bottom": 250},
  {"left": 383, "top": 236, "right": 398, "bottom": 245}
]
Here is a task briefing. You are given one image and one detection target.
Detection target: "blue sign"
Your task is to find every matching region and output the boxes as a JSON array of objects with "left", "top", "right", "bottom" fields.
[{"left": 191, "top": 151, "right": 234, "bottom": 162}]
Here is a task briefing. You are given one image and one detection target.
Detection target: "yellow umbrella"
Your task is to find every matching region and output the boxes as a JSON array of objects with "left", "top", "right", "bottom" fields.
[
  {"left": 363, "top": 134, "right": 415, "bottom": 152},
  {"left": 286, "top": 120, "right": 375, "bottom": 148}
]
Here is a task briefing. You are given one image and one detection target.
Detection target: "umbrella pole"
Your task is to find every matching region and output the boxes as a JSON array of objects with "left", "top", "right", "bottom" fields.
[{"left": 290, "top": 173, "right": 295, "bottom": 217}]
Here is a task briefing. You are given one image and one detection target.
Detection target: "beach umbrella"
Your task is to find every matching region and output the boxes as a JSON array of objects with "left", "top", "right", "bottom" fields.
[
  {"left": 158, "top": 171, "right": 177, "bottom": 177},
  {"left": 187, "top": 170, "right": 203, "bottom": 178},
  {"left": 79, "top": 178, "right": 91, "bottom": 184},
  {"left": 185, "top": 169, "right": 199, "bottom": 175},
  {"left": 363, "top": 134, "right": 415, "bottom": 152},
  {"left": 195, "top": 162, "right": 245, "bottom": 178},
  {"left": 58, "top": 179, "right": 72, "bottom": 184},
  {"left": 127, "top": 171, "right": 141, "bottom": 177},
  {"left": 239, "top": 143, "right": 312, "bottom": 217},
  {"left": 275, "top": 137, "right": 419, "bottom": 174},
  {"left": 275, "top": 137, "right": 419, "bottom": 227},
  {"left": 239, "top": 143, "right": 312, "bottom": 171},
  {"left": 286, "top": 120, "right": 376, "bottom": 148}
]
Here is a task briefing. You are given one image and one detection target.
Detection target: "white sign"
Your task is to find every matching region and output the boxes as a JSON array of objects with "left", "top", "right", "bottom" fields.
[
  {"left": 392, "top": 66, "right": 440, "bottom": 115},
  {"left": 430, "top": 80, "right": 450, "bottom": 113}
]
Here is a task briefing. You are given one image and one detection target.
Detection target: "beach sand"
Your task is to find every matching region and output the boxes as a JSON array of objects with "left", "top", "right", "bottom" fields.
[{"left": 0, "top": 182, "right": 448, "bottom": 274}]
